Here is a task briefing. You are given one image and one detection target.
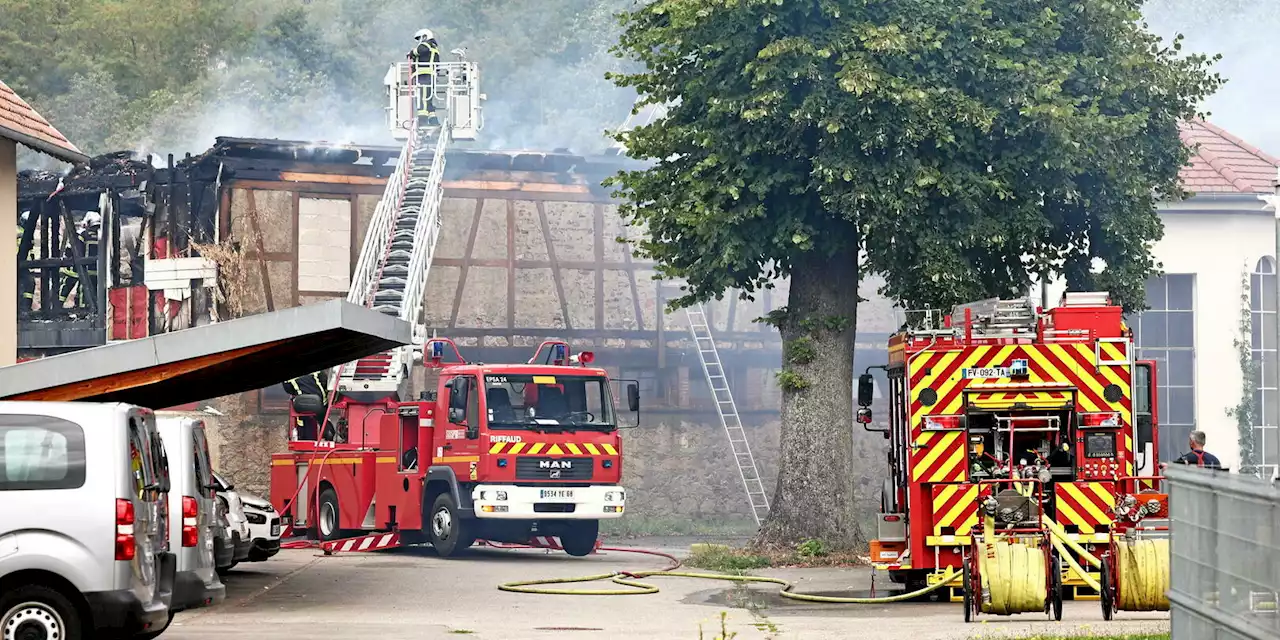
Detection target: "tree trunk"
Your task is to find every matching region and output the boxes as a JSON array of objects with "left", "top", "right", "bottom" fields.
[{"left": 754, "top": 245, "right": 865, "bottom": 550}]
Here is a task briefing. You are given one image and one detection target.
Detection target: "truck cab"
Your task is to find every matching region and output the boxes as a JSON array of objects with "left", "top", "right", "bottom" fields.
[{"left": 270, "top": 339, "right": 639, "bottom": 558}]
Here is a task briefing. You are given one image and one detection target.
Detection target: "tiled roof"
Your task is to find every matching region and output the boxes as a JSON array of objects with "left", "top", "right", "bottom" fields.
[
  {"left": 1179, "top": 119, "right": 1279, "bottom": 194},
  {"left": 0, "top": 79, "right": 86, "bottom": 163}
]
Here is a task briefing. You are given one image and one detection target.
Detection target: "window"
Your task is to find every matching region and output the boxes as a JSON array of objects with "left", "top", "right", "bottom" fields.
[
  {"left": 1251, "top": 257, "right": 1279, "bottom": 474},
  {"left": 193, "top": 426, "right": 216, "bottom": 499},
  {"left": 0, "top": 415, "right": 87, "bottom": 490},
  {"left": 297, "top": 197, "right": 352, "bottom": 293},
  {"left": 1125, "top": 274, "right": 1196, "bottom": 463}
]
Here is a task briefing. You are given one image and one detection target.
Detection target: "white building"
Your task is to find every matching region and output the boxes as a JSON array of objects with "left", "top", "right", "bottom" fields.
[{"left": 1037, "top": 119, "right": 1280, "bottom": 476}]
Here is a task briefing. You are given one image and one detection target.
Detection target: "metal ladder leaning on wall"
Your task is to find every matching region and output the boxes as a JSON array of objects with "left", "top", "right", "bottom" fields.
[{"left": 686, "top": 304, "right": 771, "bottom": 525}]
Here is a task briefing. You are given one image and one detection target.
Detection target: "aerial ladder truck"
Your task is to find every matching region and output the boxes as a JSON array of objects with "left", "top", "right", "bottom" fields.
[{"left": 270, "top": 52, "right": 641, "bottom": 558}]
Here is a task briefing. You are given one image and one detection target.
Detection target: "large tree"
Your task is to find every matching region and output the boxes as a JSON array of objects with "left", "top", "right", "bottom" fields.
[{"left": 607, "top": 0, "right": 1221, "bottom": 549}]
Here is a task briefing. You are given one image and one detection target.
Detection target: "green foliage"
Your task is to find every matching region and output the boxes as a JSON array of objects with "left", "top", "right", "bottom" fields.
[
  {"left": 697, "top": 612, "right": 737, "bottom": 640},
  {"left": 605, "top": 0, "right": 1222, "bottom": 315},
  {"left": 795, "top": 538, "right": 829, "bottom": 558},
  {"left": 1228, "top": 265, "right": 1259, "bottom": 472},
  {"left": 783, "top": 336, "right": 816, "bottom": 366},
  {"left": 685, "top": 544, "right": 771, "bottom": 574},
  {"left": 774, "top": 370, "right": 809, "bottom": 393},
  {"left": 2, "top": 0, "right": 637, "bottom": 158}
]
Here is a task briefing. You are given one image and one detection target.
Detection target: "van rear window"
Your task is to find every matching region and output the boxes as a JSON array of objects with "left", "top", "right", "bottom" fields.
[{"left": 0, "top": 415, "right": 87, "bottom": 491}]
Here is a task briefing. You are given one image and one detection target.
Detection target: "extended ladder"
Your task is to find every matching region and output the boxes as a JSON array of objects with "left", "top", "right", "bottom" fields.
[
  {"left": 334, "top": 59, "right": 483, "bottom": 399},
  {"left": 686, "top": 304, "right": 770, "bottom": 525}
]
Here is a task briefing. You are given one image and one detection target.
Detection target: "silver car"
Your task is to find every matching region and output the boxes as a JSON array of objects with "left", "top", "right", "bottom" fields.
[
  {"left": 156, "top": 417, "right": 226, "bottom": 613},
  {"left": 0, "top": 402, "right": 176, "bottom": 639}
]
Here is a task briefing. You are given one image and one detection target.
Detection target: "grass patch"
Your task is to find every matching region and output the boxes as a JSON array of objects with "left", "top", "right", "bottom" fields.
[
  {"left": 600, "top": 516, "right": 757, "bottom": 538},
  {"left": 683, "top": 540, "right": 866, "bottom": 572}
]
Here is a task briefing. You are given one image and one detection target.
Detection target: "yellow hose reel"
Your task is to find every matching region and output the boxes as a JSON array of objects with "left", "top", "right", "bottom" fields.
[
  {"left": 963, "top": 514, "right": 1063, "bottom": 622},
  {"left": 1101, "top": 537, "right": 1171, "bottom": 619}
]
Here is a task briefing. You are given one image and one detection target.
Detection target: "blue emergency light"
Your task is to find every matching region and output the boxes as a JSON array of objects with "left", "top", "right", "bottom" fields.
[
  {"left": 554, "top": 343, "right": 566, "bottom": 364},
  {"left": 430, "top": 340, "right": 443, "bottom": 359}
]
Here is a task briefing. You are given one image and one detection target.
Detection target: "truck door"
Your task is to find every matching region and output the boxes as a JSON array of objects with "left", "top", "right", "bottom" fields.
[
  {"left": 1133, "top": 360, "right": 1158, "bottom": 474},
  {"left": 440, "top": 375, "right": 482, "bottom": 481}
]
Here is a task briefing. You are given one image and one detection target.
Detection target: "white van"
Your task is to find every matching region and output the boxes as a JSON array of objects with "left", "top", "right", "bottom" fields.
[
  {"left": 156, "top": 417, "right": 226, "bottom": 614},
  {"left": 0, "top": 402, "right": 175, "bottom": 639}
]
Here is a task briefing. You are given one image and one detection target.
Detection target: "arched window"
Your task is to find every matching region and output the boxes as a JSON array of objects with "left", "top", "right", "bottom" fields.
[{"left": 1251, "top": 257, "right": 1279, "bottom": 475}]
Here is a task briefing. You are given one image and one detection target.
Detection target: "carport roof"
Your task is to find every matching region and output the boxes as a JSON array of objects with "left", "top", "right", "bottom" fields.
[{"left": 0, "top": 300, "right": 411, "bottom": 408}]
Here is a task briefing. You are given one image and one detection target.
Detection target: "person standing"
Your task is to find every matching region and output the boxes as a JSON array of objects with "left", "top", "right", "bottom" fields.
[
  {"left": 408, "top": 28, "right": 442, "bottom": 125},
  {"left": 1167, "top": 430, "right": 1223, "bottom": 469}
]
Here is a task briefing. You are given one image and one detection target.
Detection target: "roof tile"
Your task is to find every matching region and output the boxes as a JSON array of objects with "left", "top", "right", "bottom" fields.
[
  {"left": 1179, "top": 119, "right": 1279, "bottom": 194},
  {"left": 0, "top": 79, "right": 83, "bottom": 161}
]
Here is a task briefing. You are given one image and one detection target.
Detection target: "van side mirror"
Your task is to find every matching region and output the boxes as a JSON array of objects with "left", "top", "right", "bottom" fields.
[
  {"left": 857, "top": 374, "right": 874, "bottom": 407},
  {"left": 627, "top": 383, "right": 640, "bottom": 412}
]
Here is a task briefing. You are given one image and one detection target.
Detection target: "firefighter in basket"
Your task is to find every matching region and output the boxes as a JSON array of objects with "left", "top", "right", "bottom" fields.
[{"left": 408, "top": 28, "right": 442, "bottom": 125}]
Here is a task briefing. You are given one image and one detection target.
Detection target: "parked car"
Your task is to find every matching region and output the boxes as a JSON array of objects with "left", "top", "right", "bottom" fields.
[
  {"left": 0, "top": 402, "right": 176, "bottom": 639},
  {"left": 239, "top": 491, "right": 282, "bottom": 562},
  {"left": 156, "top": 417, "right": 226, "bottom": 615},
  {"left": 212, "top": 473, "right": 251, "bottom": 575}
]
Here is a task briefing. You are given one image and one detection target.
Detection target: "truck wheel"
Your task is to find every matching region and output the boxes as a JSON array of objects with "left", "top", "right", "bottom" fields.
[
  {"left": 0, "top": 583, "right": 84, "bottom": 640},
  {"left": 561, "top": 520, "right": 600, "bottom": 557},
  {"left": 428, "top": 493, "right": 474, "bottom": 557},
  {"left": 318, "top": 487, "right": 342, "bottom": 542}
]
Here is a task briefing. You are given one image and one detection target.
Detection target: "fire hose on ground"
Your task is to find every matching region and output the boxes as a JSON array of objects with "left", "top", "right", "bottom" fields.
[{"left": 497, "top": 546, "right": 961, "bottom": 602}]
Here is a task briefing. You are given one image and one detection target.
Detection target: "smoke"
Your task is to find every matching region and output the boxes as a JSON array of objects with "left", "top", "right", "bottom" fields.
[
  {"left": 1143, "top": 0, "right": 1280, "bottom": 155},
  {"left": 128, "top": 0, "right": 636, "bottom": 159}
]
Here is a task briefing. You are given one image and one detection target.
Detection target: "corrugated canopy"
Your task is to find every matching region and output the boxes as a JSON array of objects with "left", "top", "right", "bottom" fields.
[{"left": 0, "top": 300, "right": 411, "bottom": 408}]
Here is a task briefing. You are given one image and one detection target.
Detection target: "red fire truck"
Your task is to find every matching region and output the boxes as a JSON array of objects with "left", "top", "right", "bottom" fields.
[
  {"left": 268, "top": 58, "right": 637, "bottom": 557},
  {"left": 857, "top": 292, "right": 1161, "bottom": 598},
  {"left": 271, "top": 338, "right": 639, "bottom": 557}
]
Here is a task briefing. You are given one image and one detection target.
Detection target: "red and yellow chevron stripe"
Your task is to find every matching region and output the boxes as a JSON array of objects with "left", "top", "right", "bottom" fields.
[
  {"left": 905, "top": 342, "right": 1134, "bottom": 482},
  {"left": 931, "top": 484, "right": 979, "bottom": 536},
  {"left": 1055, "top": 481, "right": 1117, "bottom": 534},
  {"left": 911, "top": 431, "right": 967, "bottom": 484},
  {"left": 965, "top": 389, "right": 1074, "bottom": 411},
  {"left": 487, "top": 442, "right": 618, "bottom": 455}
]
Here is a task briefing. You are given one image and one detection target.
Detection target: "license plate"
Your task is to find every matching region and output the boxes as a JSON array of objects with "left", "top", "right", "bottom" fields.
[
  {"left": 270, "top": 523, "right": 281, "bottom": 536},
  {"left": 539, "top": 489, "right": 574, "bottom": 499}
]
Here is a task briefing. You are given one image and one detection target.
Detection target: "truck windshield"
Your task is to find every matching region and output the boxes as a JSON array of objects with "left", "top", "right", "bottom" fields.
[{"left": 483, "top": 374, "right": 617, "bottom": 431}]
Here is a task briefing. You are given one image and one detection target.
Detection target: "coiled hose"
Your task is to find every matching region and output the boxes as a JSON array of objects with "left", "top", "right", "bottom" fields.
[
  {"left": 1115, "top": 538, "right": 1170, "bottom": 611},
  {"left": 497, "top": 545, "right": 961, "bottom": 602},
  {"left": 976, "top": 538, "right": 1047, "bottom": 614}
]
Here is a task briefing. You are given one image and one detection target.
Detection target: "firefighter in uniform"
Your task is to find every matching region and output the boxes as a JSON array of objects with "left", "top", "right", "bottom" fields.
[
  {"left": 57, "top": 212, "right": 101, "bottom": 307},
  {"left": 16, "top": 213, "right": 35, "bottom": 310},
  {"left": 282, "top": 370, "right": 330, "bottom": 441},
  {"left": 408, "top": 28, "right": 441, "bottom": 125},
  {"left": 1169, "top": 429, "right": 1223, "bottom": 469}
]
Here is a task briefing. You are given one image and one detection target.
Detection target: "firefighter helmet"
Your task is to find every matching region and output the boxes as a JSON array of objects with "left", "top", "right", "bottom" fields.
[
  {"left": 82, "top": 211, "right": 102, "bottom": 228},
  {"left": 414, "top": 28, "right": 435, "bottom": 41}
]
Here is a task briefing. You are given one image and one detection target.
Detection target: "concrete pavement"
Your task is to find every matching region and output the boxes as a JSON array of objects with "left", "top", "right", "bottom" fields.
[{"left": 163, "top": 542, "right": 1170, "bottom": 639}]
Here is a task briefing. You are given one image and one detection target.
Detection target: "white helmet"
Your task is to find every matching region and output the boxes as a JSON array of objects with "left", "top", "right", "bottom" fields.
[
  {"left": 82, "top": 211, "right": 102, "bottom": 228},
  {"left": 414, "top": 28, "right": 434, "bottom": 41}
]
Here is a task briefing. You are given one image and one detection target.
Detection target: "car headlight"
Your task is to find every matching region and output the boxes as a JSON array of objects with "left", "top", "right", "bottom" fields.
[{"left": 245, "top": 512, "right": 267, "bottom": 525}]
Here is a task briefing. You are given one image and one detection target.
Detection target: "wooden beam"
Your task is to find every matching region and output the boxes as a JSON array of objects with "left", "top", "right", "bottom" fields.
[
  {"left": 449, "top": 199, "right": 485, "bottom": 328},
  {"left": 291, "top": 191, "right": 300, "bottom": 307},
  {"left": 506, "top": 200, "right": 516, "bottom": 330},
  {"left": 441, "top": 188, "right": 613, "bottom": 204},
  {"left": 535, "top": 201, "right": 573, "bottom": 330},
  {"left": 278, "top": 172, "right": 387, "bottom": 186},
  {"left": 442, "top": 180, "right": 590, "bottom": 194},
  {"left": 244, "top": 190, "right": 275, "bottom": 312},
  {"left": 613, "top": 204, "right": 645, "bottom": 332},
  {"left": 594, "top": 204, "right": 604, "bottom": 331},
  {"left": 7, "top": 341, "right": 286, "bottom": 401}
]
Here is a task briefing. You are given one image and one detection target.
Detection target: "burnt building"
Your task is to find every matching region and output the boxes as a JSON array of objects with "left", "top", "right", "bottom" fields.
[{"left": 14, "top": 137, "right": 902, "bottom": 523}]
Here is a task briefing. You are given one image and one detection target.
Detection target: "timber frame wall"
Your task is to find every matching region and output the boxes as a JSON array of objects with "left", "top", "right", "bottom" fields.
[{"left": 203, "top": 137, "right": 896, "bottom": 416}]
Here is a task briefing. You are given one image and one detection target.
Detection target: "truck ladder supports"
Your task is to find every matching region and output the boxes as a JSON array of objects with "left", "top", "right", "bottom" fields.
[{"left": 685, "top": 303, "right": 770, "bottom": 525}]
